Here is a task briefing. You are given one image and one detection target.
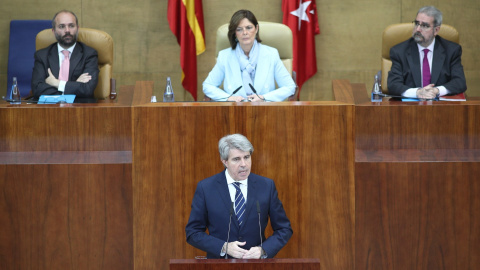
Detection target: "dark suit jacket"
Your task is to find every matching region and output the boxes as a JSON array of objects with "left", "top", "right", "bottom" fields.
[
  {"left": 31, "top": 42, "right": 99, "bottom": 98},
  {"left": 185, "top": 171, "right": 293, "bottom": 259},
  {"left": 387, "top": 35, "right": 467, "bottom": 96}
]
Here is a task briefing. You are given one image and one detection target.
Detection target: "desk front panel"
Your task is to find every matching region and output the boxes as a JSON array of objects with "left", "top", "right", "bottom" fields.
[
  {"left": 349, "top": 82, "right": 480, "bottom": 270},
  {"left": 132, "top": 102, "right": 355, "bottom": 270},
  {"left": 356, "top": 102, "right": 480, "bottom": 152},
  {"left": 355, "top": 162, "right": 480, "bottom": 270},
  {"left": 0, "top": 91, "right": 134, "bottom": 270},
  {"left": 0, "top": 163, "right": 133, "bottom": 270},
  {"left": 0, "top": 104, "right": 132, "bottom": 152}
]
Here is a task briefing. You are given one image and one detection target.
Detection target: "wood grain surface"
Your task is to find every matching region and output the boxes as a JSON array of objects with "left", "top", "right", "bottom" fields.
[
  {"left": 0, "top": 105, "right": 132, "bottom": 152},
  {"left": 169, "top": 258, "right": 321, "bottom": 270},
  {"left": 356, "top": 102, "right": 480, "bottom": 151},
  {"left": 132, "top": 101, "right": 355, "bottom": 270},
  {"left": 356, "top": 162, "right": 480, "bottom": 270},
  {"left": 0, "top": 163, "right": 133, "bottom": 269},
  {"left": 2, "top": 81, "right": 479, "bottom": 270}
]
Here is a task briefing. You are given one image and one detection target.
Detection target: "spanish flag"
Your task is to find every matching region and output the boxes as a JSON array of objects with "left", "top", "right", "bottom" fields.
[{"left": 168, "top": 0, "right": 206, "bottom": 101}]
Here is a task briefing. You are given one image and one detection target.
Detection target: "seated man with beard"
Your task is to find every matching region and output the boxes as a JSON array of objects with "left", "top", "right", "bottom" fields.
[
  {"left": 387, "top": 6, "right": 466, "bottom": 99},
  {"left": 31, "top": 10, "right": 99, "bottom": 98}
]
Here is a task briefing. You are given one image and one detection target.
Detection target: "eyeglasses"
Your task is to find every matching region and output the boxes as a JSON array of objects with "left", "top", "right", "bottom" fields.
[{"left": 412, "top": 20, "right": 433, "bottom": 30}]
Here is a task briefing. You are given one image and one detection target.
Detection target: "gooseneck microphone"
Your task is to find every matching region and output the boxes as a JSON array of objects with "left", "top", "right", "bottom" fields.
[
  {"left": 225, "top": 202, "right": 234, "bottom": 259},
  {"left": 256, "top": 201, "right": 263, "bottom": 253},
  {"left": 248, "top": 84, "right": 268, "bottom": 102},
  {"left": 214, "top": 86, "right": 242, "bottom": 102}
]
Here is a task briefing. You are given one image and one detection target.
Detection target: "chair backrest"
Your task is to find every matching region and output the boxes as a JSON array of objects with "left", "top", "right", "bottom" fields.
[
  {"left": 36, "top": 28, "right": 114, "bottom": 99},
  {"left": 381, "top": 23, "right": 459, "bottom": 93},
  {"left": 216, "top": 21, "right": 293, "bottom": 76},
  {"left": 7, "top": 20, "right": 52, "bottom": 98}
]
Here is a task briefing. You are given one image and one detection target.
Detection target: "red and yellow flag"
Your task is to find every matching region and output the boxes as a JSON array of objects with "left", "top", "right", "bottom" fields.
[{"left": 168, "top": 0, "right": 205, "bottom": 100}]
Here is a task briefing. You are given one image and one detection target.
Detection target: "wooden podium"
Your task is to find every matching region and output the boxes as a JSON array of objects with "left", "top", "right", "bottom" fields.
[{"left": 169, "top": 258, "right": 320, "bottom": 270}]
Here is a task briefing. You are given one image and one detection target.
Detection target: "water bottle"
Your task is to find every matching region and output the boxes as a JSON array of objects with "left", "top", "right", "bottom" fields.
[
  {"left": 163, "top": 77, "right": 174, "bottom": 102},
  {"left": 10, "top": 77, "right": 21, "bottom": 104},
  {"left": 371, "top": 74, "right": 382, "bottom": 102}
]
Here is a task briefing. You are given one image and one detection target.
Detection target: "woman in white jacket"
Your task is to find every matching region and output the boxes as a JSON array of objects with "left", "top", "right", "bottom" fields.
[{"left": 203, "top": 10, "right": 296, "bottom": 102}]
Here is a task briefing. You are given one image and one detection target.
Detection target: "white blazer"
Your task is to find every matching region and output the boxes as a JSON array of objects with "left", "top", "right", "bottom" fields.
[{"left": 203, "top": 43, "right": 296, "bottom": 101}]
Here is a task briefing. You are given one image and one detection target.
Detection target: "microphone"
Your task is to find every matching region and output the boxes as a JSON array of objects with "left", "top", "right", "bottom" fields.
[
  {"left": 225, "top": 202, "right": 234, "bottom": 259},
  {"left": 256, "top": 200, "right": 263, "bottom": 255},
  {"left": 248, "top": 84, "right": 268, "bottom": 102},
  {"left": 214, "top": 86, "right": 242, "bottom": 102}
]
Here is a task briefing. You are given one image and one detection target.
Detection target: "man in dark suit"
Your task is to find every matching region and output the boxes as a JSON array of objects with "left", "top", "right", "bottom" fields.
[
  {"left": 31, "top": 10, "right": 99, "bottom": 98},
  {"left": 186, "top": 134, "right": 292, "bottom": 259},
  {"left": 387, "top": 6, "right": 466, "bottom": 99}
]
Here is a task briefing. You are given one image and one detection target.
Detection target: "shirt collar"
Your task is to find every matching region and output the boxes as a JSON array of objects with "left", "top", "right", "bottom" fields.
[
  {"left": 225, "top": 170, "right": 248, "bottom": 186},
  {"left": 57, "top": 42, "right": 76, "bottom": 55},
  {"left": 417, "top": 37, "right": 435, "bottom": 53}
]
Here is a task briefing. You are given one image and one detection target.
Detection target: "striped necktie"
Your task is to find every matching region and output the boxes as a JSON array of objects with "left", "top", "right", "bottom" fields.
[{"left": 233, "top": 182, "right": 246, "bottom": 226}]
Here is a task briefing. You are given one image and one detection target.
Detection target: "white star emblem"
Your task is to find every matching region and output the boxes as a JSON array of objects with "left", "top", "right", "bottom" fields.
[{"left": 290, "top": 1, "right": 315, "bottom": 30}]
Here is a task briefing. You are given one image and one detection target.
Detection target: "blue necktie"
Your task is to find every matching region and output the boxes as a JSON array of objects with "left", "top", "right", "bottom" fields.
[{"left": 233, "top": 182, "right": 246, "bottom": 226}]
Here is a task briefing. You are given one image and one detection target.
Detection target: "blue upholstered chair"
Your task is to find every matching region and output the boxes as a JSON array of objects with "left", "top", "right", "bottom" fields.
[{"left": 7, "top": 20, "right": 52, "bottom": 98}]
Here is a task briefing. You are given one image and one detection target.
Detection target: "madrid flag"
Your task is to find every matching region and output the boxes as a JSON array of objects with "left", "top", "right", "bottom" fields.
[
  {"left": 282, "top": 0, "right": 320, "bottom": 95},
  {"left": 168, "top": 0, "right": 206, "bottom": 100}
]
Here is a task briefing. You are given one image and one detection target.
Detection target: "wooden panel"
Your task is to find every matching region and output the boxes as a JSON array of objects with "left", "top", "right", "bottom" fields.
[
  {"left": 132, "top": 81, "right": 154, "bottom": 106},
  {"left": 356, "top": 102, "right": 480, "bottom": 151},
  {"left": 355, "top": 162, "right": 480, "bottom": 270},
  {"left": 133, "top": 102, "right": 355, "bottom": 270},
  {"left": 332, "top": 79, "right": 355, "bottom": 104},
  {"left": 0, "top": 164, "right": 133, "bottom": 270},
  {"left": 169, "top": 258, "right": 321, "bottom": 270},
  {"left": 0, "top": 151, "right": 131, "bottom": 164},
  {"left": 0, "top": 105, "right": 132, "bottom": 152}
]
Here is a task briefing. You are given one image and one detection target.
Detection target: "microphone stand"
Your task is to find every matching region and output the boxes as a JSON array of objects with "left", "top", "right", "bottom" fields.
[{"left": 225, "top": 202, "right": 234, "bottom": 259}]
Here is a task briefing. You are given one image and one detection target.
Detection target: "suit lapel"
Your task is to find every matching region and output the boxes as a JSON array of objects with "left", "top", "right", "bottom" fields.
[
  {"left": 216, "top": 171, "right": 240, "bottom": 229},
  {"left": 243, "top": 176, "right": 257, "bottom": 229},
  {"left": 48, "top": 44, "right": 60, "bottom": 77},
  {"left": 407, "top": 40, "right": 422, "bottom": 87},
  {"left": 431, "top": 37, "right": 445, "bottom": 85},
  {"left": 69, "top": 43, "right": 83, "bottom": 79}
]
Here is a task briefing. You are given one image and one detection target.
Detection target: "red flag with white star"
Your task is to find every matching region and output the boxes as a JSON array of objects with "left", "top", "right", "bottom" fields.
[{"left": 282, "top": 0, "right": 320, "bottom": 96}]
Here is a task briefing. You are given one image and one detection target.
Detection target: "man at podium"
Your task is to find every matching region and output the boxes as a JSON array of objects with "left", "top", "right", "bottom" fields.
[{"left": 186, "top": 134, "right": 292, "bottom": 259}]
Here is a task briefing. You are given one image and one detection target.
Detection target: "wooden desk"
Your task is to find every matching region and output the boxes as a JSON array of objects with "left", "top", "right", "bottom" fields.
[
  {"left": 0, "top": 85, "right": 134, "bottom": 269},
  {"left": 2, "top": 81, "right": 478, "bottom": 270},
  {"left": 132, "top": 82, "right": 354, "bottom": 270},
  {"left": 347, "top": 81, "right": 480, "bottom": 270},
  {"left": 169, "top": 258, "right": 321, "bottom": 270}
]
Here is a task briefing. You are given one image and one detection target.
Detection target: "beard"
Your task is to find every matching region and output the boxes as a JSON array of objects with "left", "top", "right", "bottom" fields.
[
  {"left": 55, "top": 32, "right": 77, "bottom": 47},
  {"left": 413, "top": 32, "right": 424, "bottom": 43},
  {"left": 413, "top": 31, "right": 433, "bottom": 46}
]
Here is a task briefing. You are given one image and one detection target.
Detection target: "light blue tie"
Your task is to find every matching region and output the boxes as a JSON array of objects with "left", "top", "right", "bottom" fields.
[{"left": 233, "top": 182, "right": 246, "bottom": 226}]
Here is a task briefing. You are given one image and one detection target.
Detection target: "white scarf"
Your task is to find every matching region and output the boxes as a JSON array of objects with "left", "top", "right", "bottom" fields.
[{"left": 235, "top": 40, "right": 259, "bottom": 96}]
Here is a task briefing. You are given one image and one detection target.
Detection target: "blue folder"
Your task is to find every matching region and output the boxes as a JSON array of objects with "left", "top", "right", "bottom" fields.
[{"left": 38, "top": 95, "right": 76, "bottom": 104}]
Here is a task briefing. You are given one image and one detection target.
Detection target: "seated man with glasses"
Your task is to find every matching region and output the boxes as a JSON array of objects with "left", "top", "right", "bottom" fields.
[{"left": 387, "top": 6, "right": 466, "bottom": 99}]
